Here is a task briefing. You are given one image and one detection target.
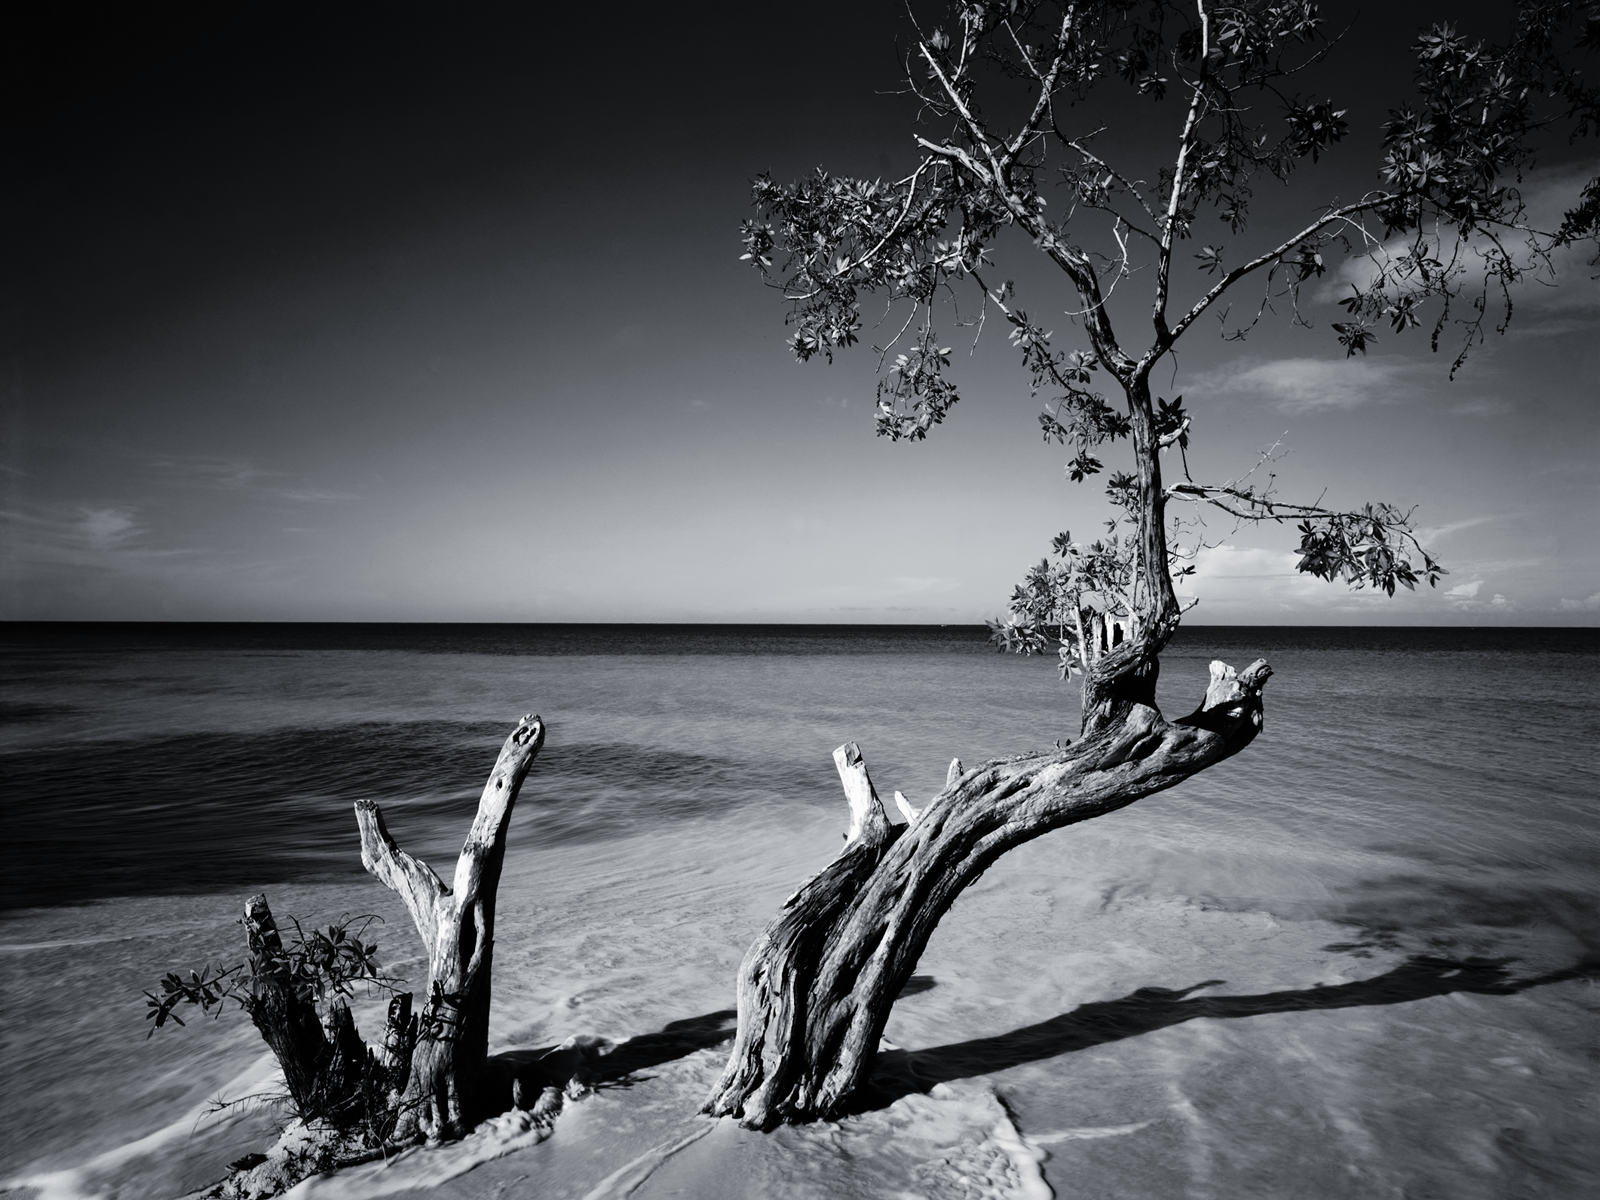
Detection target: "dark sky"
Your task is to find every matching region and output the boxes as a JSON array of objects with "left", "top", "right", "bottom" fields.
[{"left": 6, "top": 2, "right": 1597, "bottom": 622}]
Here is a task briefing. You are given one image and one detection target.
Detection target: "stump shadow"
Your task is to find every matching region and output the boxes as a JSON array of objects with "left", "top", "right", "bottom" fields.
[
  {"left": 857, "top": 955, "right": 1599, "bottom": 1114},
  {"left": 589, "top": 1008, "right": 739, "bottom": 1082},
  {"left": 485, "top": 1008, "right": 738, "bottom": 1111}
]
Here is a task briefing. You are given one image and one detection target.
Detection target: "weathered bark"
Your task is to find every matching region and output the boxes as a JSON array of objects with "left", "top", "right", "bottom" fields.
[
  {"left": 243, "top": 893, "right": 339, "bottom": 1118},
  {"left": 354, "top": 714, "right": 546, "bottom": 1139},
  {"left": 380, "top": 991, "right": 417, "bottom": 1095},
  {"left": 703, "top": 658, "right": 1271, "bottom": 1128}
]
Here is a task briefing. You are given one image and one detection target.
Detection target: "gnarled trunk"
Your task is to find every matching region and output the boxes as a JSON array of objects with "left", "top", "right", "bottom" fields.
[
  {"left": 355, "top": 714, "right": 545, "bottom": 1140},
  {"left": 703, "top": 657, "right": 1271, "bottom": 1128}
]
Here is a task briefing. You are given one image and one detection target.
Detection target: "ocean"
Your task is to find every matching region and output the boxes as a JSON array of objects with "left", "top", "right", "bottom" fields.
[{"left": 2, "top": 623, "right": 1596, "bottom": 1200}]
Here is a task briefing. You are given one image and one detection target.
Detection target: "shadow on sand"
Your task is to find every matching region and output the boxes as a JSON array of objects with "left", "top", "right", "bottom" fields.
[
  {"left": 856, "top": 954, "right": 1599, "bottom": 1114},
  {"left": 479, "top": 956, "right": 1595, "bottom": 1121},
  {"left": 483, "top": 979, "right": 941, "bottom": 1109},
  {"left": 485, "top": 1008, "right": 738, "bottom": 1111}
]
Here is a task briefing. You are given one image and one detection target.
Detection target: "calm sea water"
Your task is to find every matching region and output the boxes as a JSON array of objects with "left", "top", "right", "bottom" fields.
[{"left": 2, "top": 623, "right": 1597, "bottom": 1199}]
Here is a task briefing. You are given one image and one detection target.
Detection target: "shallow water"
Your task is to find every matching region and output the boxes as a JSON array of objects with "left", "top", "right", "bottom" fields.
[{"left": 2, "top": 624, "right": 1596, "bottom": 1199}]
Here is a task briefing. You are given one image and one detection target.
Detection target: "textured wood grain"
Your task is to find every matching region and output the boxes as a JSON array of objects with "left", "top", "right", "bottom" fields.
[
  {"left": 355, "top": 714, "right": 545, "bottom": 1139},
  {"left": 705, "top": 659, "right": 1271, "bottom": 1128}
]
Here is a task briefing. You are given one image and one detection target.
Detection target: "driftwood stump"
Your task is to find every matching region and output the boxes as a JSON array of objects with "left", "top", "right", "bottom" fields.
[
  {"left": 242, "top": 894, "right": 333, "bottom": 1118},
  {"left": 355, "top": 714, "right": 546, "bottom": 1139},
  {"left": 703, "top": 658, "right": 1271, "bottom": 1128}
]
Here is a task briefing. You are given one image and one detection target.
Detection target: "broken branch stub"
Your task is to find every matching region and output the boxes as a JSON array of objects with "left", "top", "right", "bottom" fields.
[
  {"left": 835, "top": 742, "right": 893, "bottom": 847},
  {"left": 354, "top": 713, "right": 546, "bottom": 1140}
]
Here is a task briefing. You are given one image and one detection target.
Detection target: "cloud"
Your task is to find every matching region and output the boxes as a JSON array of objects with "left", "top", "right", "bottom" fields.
[
  {"left": 1320, "top": 161, "right": 1600, "bottom": 323},
  {"left": 1187, "top": 356, "right": 1423, "bottom": 413},
  {"left": 80, "top": 507, "right": 141, "bottom": 547},
  {"left": 2, "top": 504, "right": 147, "bottom": 557},
  {"left": 1452, "top": 592, "right": 1517, "bottom": 614},
  {"left": 1171, "top": 543, "right": 1532, "bottom": 618},
  {"left": 0, "top": 503, "right": 183, "bottom": 578},
  {"left": 1174, "top": 544, "right": 1370, "bottom": 610},
  {"left": 0, "top": 496, "right": 326, "bottom": 618},
  {"left": 1443, "top": 577, "right": 1520, "bottom": 612},
  {"left": 147, "top": 455, "right": 277, "bottom": 489},
  {"left": 146, "top": 454, "right": 357, "bottom": 502},
  {"left": 1559, "top": 592, "right": 1600, "bottom": 612},
  {"left": 1415, "top": 515, "right": 1505, "bottom": 542}
]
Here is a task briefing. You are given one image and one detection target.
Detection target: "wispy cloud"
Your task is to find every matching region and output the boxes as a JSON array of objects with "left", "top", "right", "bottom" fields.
[
  {"left": 145, "top": 454, "right": 358, "bottom": 502},
  {"left": 1, "top": 502, "right": 177, "bottom": 570},
  {"left": 1174, "top": 544, "right": 1354, "bottom": 609},
  {"left": 1415, "top": 514, "right": 1507, "bottom": 542},
  {"left": 0, "top": 495, "right": 329, "bottom": 618},
  {"left": 1452, "top": 591, "right": 1517, "bottom": 614},
  {"left": 1187, "top": 356, "right": 1424, "bottom": 413},
  {"left": 1559, "top": 591, "right": 1600, "bottom": 612},
  {"left": 147, "top": 455, "right": 276, "bottom": 489},
  {"left": 1319, "top": 161, "right": 1600, "bottom": 321},
  {"left": 1172, "top": 543, "right": 1528, "bottom": 617},
  {"left": 81, "top": 507, "right": 141, "bottom": 547}
]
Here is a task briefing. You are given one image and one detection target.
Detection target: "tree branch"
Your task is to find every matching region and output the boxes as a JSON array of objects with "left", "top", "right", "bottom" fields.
[
  {"left": 355, "top": 799, "right": 448, "bottom": 960},
  {"left": 834, "top": 742, "right": 896, "bottom": 850},
  {"left": 1002, "top": 6, "right": 1080, "bottom": 162},
  {"left": 1164, "top": 195, "right": 1390, "bottom": 347},
  {"left": 450, "top": 714, "right": 546, "bottom": 905},
  {"left": 1153, "top": 0, "right": 1213, "bottom": 339}
]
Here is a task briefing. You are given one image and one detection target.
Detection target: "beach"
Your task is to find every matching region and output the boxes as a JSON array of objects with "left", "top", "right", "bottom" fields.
[{"left": 3, "top": 624, "right": 1596, "bottom": 1199}]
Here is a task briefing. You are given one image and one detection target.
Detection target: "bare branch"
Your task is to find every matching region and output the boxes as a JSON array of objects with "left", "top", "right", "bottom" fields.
[
  {"left": 1153, "top": 0, "right": 1213, "bottom": 338},
  {"left": 355, "top": 799, "right": 447, "bottom": 960},
  {"left": 1164, "top": 195, "right": 1391, "bottom": 348}
]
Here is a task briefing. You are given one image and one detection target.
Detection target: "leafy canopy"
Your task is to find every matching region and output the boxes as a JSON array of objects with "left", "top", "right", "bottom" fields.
[{"left": 741, "top": 0, "right": 1596, "bottom": 667}]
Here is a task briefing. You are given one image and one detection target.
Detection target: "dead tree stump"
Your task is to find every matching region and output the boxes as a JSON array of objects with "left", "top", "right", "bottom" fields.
[
  {"left": 354, "top": 714, "right": 545, "bottom": 1140},
  {"left": 243, "top": 893, "right": 344, "bottom": 1119}
]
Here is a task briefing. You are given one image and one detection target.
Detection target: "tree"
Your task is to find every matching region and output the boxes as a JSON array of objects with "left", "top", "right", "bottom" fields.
[{"left": 705, "top": 0, "right": 1597, "bottom": 1128}]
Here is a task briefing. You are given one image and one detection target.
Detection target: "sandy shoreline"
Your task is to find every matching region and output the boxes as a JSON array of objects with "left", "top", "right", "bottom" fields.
[{"left": 8, "top": 803, "right": 1595, "bottom": 1200}]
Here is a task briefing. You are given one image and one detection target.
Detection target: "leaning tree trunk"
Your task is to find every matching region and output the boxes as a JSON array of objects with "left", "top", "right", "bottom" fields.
[
  {"left": 703, "top": 362, "right": 1273, "bottom": 1127},
  {"left": 354, "top": 714, "right": 545, "bottom": 1140},
  {"left": 702, "top": 659, "right": 1271, "bottom": 1128}
]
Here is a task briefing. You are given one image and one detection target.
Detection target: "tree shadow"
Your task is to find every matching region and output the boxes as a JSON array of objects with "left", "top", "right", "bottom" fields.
[
  {"left": 855, "top": 955, "right": 1599, "bottom": 1115},
  {"left": 484, "top": 1008, "right": 738, "bottom": 1112}
]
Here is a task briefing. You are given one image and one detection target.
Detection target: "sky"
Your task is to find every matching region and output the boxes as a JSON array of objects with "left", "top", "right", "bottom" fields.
[{"left": 5, "top": 1, "right": 1598, "bottom": 624}]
